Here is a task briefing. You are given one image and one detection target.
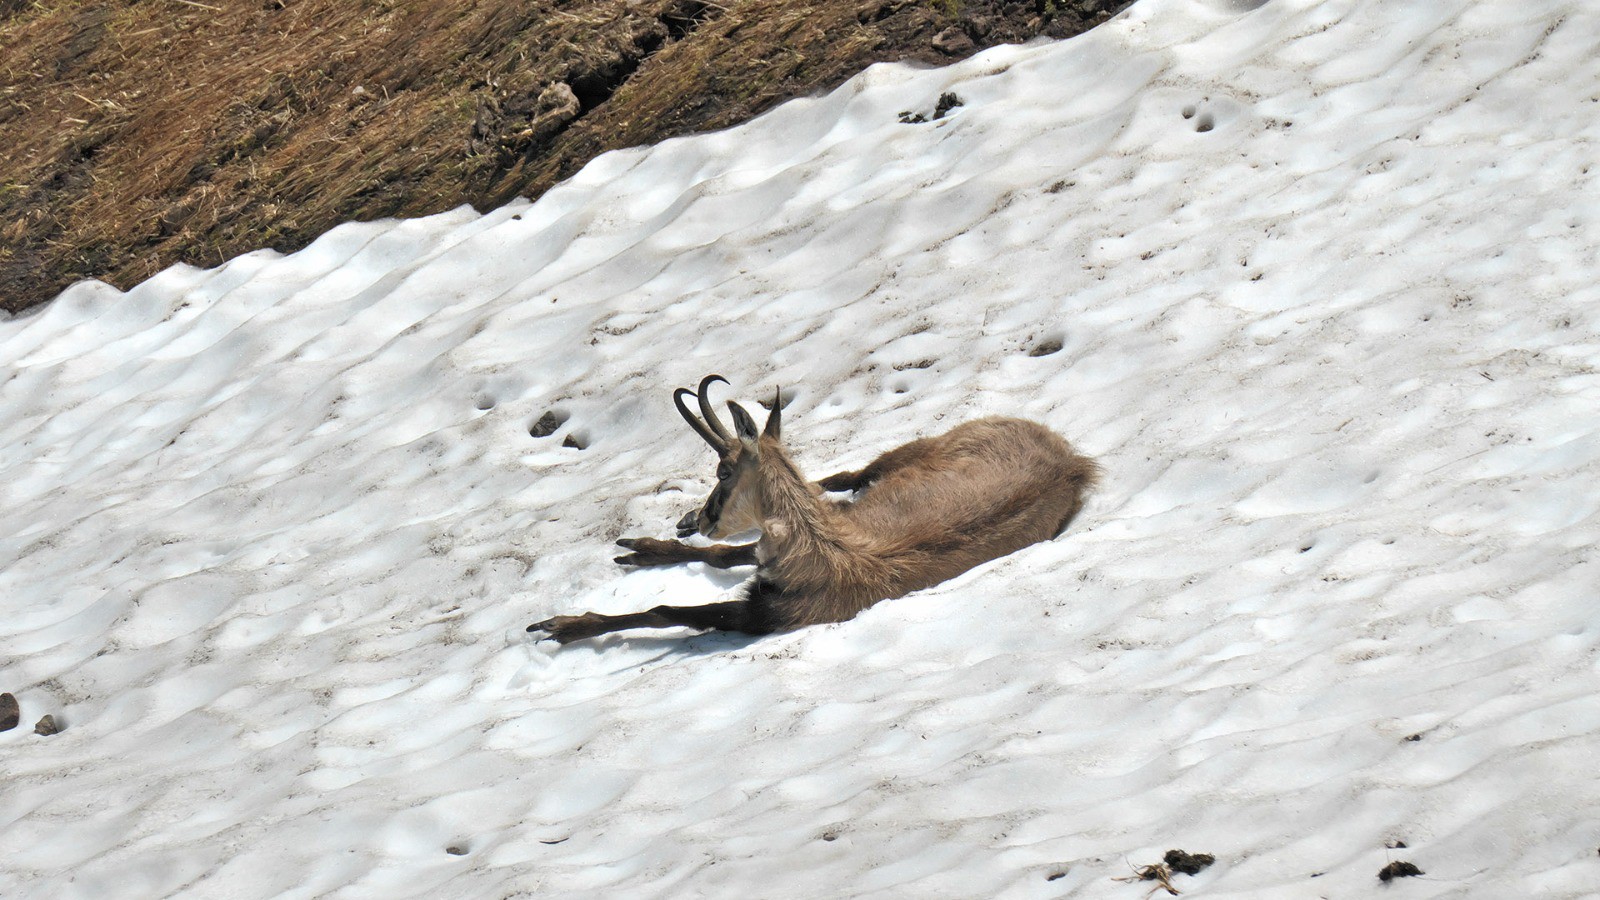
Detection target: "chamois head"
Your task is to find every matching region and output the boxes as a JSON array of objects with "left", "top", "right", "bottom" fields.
[{"left": 675, "top": 375, "right": 781, "bottom": 540}]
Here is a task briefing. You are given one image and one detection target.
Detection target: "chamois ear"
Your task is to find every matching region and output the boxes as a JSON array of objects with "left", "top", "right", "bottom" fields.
[
  {"left": 764, "top": 387, "right": 781, "bottom": 440},
  {"left": 726, "top": 401, "right": 760, "bottom": 446}
]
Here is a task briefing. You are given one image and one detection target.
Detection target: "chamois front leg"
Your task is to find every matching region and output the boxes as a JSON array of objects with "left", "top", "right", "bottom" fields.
[
  {"left": 613, "top": 537, "right": 757, "bottom": 568},
  {"left": 528, "top": 600, "right": 767, "bottom": 644}
]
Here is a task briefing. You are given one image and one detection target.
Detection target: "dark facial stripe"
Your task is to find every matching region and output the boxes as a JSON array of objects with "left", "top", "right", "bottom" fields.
[{"left": 699, "top": 481, "right": 730, "bottom": 530}]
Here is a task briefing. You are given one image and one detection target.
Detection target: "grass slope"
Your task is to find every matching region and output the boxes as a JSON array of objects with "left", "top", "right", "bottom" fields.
[{"left": 0, "top": 0, "right": 1121, "bottom": 313}]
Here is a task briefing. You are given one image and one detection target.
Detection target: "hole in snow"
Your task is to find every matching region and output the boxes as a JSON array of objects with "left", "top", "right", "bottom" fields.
[
  {"left": 563, "top": 430, "right": 590, "bottom": 450},
  {"left": 1195, "top": 113, "right": 1215, "bottom": 133},
  {"left": 1028, "top": 333, "right": 1065, "bottom": 357}
]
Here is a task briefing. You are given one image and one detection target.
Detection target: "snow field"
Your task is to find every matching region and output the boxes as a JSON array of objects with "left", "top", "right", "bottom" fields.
[{"left": 2, "top": 0, "right": 1599, "bottom": 896}]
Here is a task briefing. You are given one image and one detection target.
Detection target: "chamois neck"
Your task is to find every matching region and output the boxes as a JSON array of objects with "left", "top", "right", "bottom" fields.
[{"left": 754, "top": 439, "right": 844, "bottom": 562}]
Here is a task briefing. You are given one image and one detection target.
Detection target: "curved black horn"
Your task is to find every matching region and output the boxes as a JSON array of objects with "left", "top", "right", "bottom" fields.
[
  {"left": 675, "top": 386, "right": 727, "bottom": 450},
  {"left": 696, "top": 375, "right": 733, "bottom": 443}
]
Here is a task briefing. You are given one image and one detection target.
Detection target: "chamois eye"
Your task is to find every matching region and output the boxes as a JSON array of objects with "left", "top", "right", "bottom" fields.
[{"left": 717, "top": 464, "right": 732, "bottom": 481}]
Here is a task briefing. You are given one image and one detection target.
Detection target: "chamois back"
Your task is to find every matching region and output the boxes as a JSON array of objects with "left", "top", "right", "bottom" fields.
[{"left": 847, "top": 417, "right": 1093, "bottom": 548}]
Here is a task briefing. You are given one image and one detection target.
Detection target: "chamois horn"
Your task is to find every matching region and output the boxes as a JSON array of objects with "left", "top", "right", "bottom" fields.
[{"left": 674, "top": 374, "right": 733, "bottom": 450}]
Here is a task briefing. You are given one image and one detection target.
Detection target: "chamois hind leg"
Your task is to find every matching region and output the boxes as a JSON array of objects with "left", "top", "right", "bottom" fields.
[
  {"left": 528, "top": 600, "right": 766, "bottom": 644},
  {"left": 817, "top": 436, "right": 942, "bottom": 493},
  {"left": 613, "top": 537, "right": 758, "bottom": 568}
]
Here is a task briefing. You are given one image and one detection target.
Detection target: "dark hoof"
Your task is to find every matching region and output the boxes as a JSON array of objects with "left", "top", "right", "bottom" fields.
[
  {"left": 614, "top": 537, "right": 642, "bottom": 567},
  {"left": 527, "top": 617, "right": 567, "bottom": 638},
  {"left": 527, "top": 613, "right": 606, "bottom": 644},
  {"left": 613, "top": 537, "right": 647, "bottom": 566},
  {"left": 612, "top": 536, "right": 683, "bottom": 567}
]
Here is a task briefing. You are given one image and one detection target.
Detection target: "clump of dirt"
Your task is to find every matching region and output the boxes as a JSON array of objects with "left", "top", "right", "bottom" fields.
[
  {"left": 1113, "top": 850, "right": 1216, "bottom": 895},
  {"left": 1162, "top": 850, "right": 1215, "bottom": 876},
  {"left": 1378, "top": 861, "right": 1424, "bottom": 882},
  {"left": 0, "top": 692, "right": 17, "bottom": 731},
  {"left": 899, "top": 90, "right": 963, "bottom": 123},
  {"left": 529, "top": 409, "right": 567, "bottom": 438},
  {"left": 1, "top": 0, "right": 1128, "bottom": 313}
]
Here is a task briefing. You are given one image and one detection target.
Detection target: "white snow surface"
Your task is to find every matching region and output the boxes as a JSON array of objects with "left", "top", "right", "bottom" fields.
[{"left": 4, "top": 0, "right": 1599, "bottom": 896}]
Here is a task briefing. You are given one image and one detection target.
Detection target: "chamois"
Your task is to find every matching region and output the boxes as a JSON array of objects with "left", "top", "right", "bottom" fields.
[{"left": 527, "top": 376, "right": 1098, "bottom": 644}]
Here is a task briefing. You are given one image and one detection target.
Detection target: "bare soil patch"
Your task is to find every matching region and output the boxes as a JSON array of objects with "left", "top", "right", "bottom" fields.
[{"left": 1, "top": 0, "right": 1123, "bottom": 313}]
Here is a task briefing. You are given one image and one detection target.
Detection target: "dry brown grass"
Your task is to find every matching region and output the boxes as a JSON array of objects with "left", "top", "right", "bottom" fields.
[{"left": 0, "top": 0, "right": 1119, "bottom": 313}]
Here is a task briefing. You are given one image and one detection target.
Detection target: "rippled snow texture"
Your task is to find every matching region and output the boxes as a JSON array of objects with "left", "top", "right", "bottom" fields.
[{"left": 3, "top": 0, "right": 1599, "bottom": 897}]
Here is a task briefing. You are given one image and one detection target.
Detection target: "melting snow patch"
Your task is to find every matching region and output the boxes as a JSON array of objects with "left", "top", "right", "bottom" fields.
[{"left": 3, "top": 0, "right": 1600, "bottom": 896}]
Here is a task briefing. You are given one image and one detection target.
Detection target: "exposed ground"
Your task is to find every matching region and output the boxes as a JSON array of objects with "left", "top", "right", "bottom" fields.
[{"left": 0, "top": 0, "right": 1122, "bottom": 313}]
